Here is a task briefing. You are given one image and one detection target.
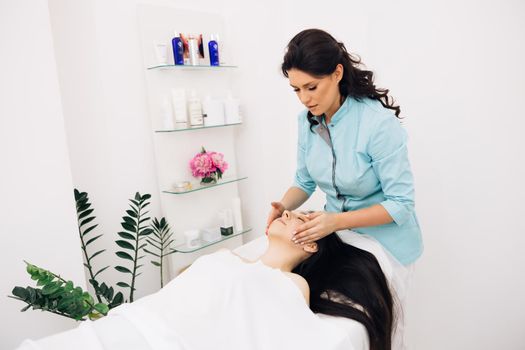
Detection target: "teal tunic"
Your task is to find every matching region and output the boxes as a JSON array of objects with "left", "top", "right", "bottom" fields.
[{"left": 293, "top": 96, "right": 423, "bottom": 265}]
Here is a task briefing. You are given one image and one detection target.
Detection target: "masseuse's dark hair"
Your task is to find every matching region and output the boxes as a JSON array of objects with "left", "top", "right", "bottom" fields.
[
  {"left": 293, "top": 233, "right": 395, "bottom": 350},
  {"left": 282, "top": 28, "right": 403, "bottom": 131}
]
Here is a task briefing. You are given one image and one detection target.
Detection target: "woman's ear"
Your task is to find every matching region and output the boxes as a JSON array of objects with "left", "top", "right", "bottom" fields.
[
  {"left": 303, "top": 242, "right": 318, "bottom": 254},
  {"left": 334, "top": 63, "right": 344, "bottom": 82}
]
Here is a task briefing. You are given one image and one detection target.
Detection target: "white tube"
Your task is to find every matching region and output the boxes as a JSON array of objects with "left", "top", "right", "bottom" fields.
[
  {"left": 153, "top": 43, "right": 168, "bottom": 65},
  {"left": 232, "top": 197, "right": 243, "bottom": 233}
]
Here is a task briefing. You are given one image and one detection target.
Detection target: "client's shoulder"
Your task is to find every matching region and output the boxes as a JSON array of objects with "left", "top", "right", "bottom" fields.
[{"left": 284, "top": 272, "right": 310, "bottom": 306}]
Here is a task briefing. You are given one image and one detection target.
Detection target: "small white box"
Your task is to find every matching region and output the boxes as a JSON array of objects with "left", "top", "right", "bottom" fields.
[{"left": 201, "top": 227, "right": 221, "bottom": 243}]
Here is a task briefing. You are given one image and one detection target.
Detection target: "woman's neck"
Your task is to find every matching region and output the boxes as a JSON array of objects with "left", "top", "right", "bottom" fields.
[
  {"left": 324, "top": 93, "right": 344, "bottom": 124},
  {"left": 259, "top": 242, "right": 304, "bottom": 272}
]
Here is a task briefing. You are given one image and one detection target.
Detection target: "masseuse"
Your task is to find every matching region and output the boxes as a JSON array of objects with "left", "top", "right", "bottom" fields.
[{"left": 266, "top": 28, "right": 423, "bottom": 267}]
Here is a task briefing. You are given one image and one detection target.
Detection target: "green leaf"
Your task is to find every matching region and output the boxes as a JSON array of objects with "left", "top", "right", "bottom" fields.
[
  {"left": 139, "top": 217, "right": 150, "bottom": 224},
  {"left": 142, "top": 202, "right": 151, "bottom": 209},
  {"left": 85, "top": 234, "right": 103, "bottom": 246},
  {"left": 151, "top": 261, "right": 161, "bottom": 267},
  {"left": 139, "top": 228, "right": 153, "bottom": 236},
  {"left": 116, "top": 282, "right": 130, "bottom": 288},
  {"left": 12, "top": 286, "right": 29, "bottom": 300},
  {"left": 116, "top": 251, "right": 133, "bottom": 261},
  {"left": 114, "top": 266, "right": 132, "bottom": 274},
  {"left": 142, "top": 194, "right": 151, "bottom": 200},
  {"left": 121, "top": 222, "right": 136, "bottom": 232},
  {"left": 41, "top": 282, "right": 61, "bottom": 295},
  {"left": 145, "top": 238, "right": 160, "bottom": 247},
  {"left": 78, "top": 208, "right": 94, "bottom": 220},
  {"left": 82, "top": 224, "right": 98, "bottom": 236},
  {"left": 94, "top": 266, "right": 110, "bottom": 278},
  {"left": 116, "top": 240, "right": 134, "bottom": 250},
  {"left": 89, "top": 249, "right": 106, "bottom": 261},
  {"left": 143, "top": 248, "right": 160, "bottom": 257},
  {"left": 126, "top": 210, "right": 137, "bottom": 218},
  {"left": 94, "top": 303, "right": 109, "bottom": 315},
  {"left": 80, "top": 216, "right": 96, "bottom": 227},
  {"left": 117, "top": 232, "right": 135, "bottom": 240},
  {"left": 110, "top": 292, "right": 123, "bottom": 306},
  {"left": 123, "top": 216, "right": 136, "bottom": 225},
  {"left": 77, "top": 203, "right": 91, "bottom": 212}
]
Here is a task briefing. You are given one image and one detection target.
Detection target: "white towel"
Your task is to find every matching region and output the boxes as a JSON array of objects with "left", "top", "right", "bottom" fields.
[{"left": 18, "top": 250, "right": 354, "bottom": 350}]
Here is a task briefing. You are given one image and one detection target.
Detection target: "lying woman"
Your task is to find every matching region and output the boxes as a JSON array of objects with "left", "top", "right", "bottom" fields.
[{"left": 17, "top": 210, "right": 395, "bottom": 350}]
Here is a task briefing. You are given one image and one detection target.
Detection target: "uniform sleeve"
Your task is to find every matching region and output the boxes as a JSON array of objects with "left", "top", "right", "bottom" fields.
[
  {"left": 368, "top": 114, "right": 415, "bottom": 226},
  {"left": 292, "top": 113, "right": 316, "bottom": 196}
]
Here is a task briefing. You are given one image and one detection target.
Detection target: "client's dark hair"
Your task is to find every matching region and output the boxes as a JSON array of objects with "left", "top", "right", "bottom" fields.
[{"left": 292, "top": 233, "right": 395, "bottom": 350}]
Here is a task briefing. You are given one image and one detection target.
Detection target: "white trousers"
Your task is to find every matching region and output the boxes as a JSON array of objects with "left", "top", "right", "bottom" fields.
[{"left": 392, "top": 262, "right": 416, "bottom": 350}]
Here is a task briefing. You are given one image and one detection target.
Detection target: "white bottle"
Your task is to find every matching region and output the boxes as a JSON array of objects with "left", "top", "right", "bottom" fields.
[
  {"left": 215, "top": 34, "right": 227, "bottom": 65},
  {"left": 188, "top": 90, "right": 203, "bottom": 127},
  {"left": 171, "top": 88, "right": 188, "bottom": 129},
  {"left": 160, "top": 96, "right": 174, "bottom": 130},
  {"left": 188, "top": 35, "right": 199, "bottom": 66},
  {"left": 232, "top": 197, "right": 243, "bottom": 233},
  {"left": 223, "top": 90, "right": 241, "bottom": 124},
  {"left": 202, "top": 95, "right": 225, "bottom": 126}
]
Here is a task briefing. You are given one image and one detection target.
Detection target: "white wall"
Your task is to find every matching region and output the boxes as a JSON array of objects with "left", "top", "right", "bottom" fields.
[
  {"left": 2, "top": 0, "right": 524, "bottom": 348},
  {"left": 0, "top": 1, "right": 86, "bottom": 348}
]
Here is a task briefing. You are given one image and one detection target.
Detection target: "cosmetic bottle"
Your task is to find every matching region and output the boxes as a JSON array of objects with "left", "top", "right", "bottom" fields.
[
  {"left": 188, "top": 90, "right": 203, "bottom": 127},
  {"left": 215, "top": 34, "right": 227, "bottom": 65},
  {"left": 161, "top": 96, "right": 174, "bottom": 130},
  {"left": 232, "top": 197, "right": 243, "bottom": 233},
  {"left": 202, "top": 96, "right": 225, "bottom": 127},
  {"left": 171, "top": 88, "right": 188, "bottom": 129},
  {"left": 223, "top": 91, "right": 241, "bottom": 124},
  {"left": 219, "top": 209, "right": 234, "bottom": 236},
  {"left": 208, "top": 34, "right": 220, "bottom": 66},
  {"left": 188, "top": 35, "right": 199, "bottom": 66},
  {"left": 183, "top": 229, "right": 200, "bottom": 248},
  {"left": 201, "top": 227, "right": 221, "bottom": 243},
  {"left": 154, "top": 43, "right": 168, "bottom": 65},
  {"left": 171, "top": 31, "right": 184, "bottom": 65}
]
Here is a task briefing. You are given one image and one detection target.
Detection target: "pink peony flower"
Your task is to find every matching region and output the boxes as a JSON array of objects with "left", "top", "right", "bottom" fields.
[
  {"left": 209, "top": 152, "right": 229, "bottom": 173},
  {"left": 189, "top": 152, "right": 214, "bottom": 178},
  {"left": 189, "top": 147, "right": 228, "bottom": 180}
]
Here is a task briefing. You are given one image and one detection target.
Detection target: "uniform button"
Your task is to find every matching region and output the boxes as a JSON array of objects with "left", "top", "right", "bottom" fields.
[{"left": 330, "top": 124, "right": 334, "bottom": 127}]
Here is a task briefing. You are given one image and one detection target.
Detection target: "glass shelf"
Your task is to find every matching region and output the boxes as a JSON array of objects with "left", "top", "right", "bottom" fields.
[
  {"left": 172, "top": 228, "right": 252, "bottom": 253},
  {"left": 147, "top": 64, "right": 238, "bottom": 70},
  {"left": 162, "top": 176, "right": 247, "bottom": 195},
  {"left": 155, "top": 122, "right": 241, "bottom": 133}
]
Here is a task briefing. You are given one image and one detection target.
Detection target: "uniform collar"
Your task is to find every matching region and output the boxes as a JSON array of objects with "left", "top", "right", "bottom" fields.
[
  {"left": 327, "top": 96, "right": 350, "bottom": 126},
  {"left": 311, "top": 96, "right": 351, "bottom": 127}
]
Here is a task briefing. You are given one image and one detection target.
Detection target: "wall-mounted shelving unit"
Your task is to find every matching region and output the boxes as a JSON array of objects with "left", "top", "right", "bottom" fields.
[{"left": 138, "top": 5, "right": 247, "bottom": 279}]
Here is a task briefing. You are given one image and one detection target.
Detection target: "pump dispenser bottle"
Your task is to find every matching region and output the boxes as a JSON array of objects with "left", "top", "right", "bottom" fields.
[{"left": 171, "top": 31, "right": 184, "bottom": 65}]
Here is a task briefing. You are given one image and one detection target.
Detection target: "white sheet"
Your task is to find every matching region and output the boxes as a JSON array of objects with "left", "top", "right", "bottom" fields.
[
  {"left": 232, "top": 231, "right": 408, "bottom": 350},
  {"left": 17, "top": 250, "right": 354, "bottom": 350}
]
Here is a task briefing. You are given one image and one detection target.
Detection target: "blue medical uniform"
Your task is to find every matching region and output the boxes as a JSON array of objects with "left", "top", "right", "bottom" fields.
[{"left": 293, "top": 96, "right": 423, "bottom": 265}]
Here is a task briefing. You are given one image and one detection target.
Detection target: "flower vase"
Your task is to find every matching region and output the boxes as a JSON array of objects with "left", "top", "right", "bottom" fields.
[{"left": 200, "top": 176, "right": 217, "bottom": 185}]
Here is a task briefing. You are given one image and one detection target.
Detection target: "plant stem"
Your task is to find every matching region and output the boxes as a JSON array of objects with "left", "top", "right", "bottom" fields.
[
  {"left": 130, "top": 204, "right": 141, "bottom": 302},
  {"left": 77, "top": 220, "right": 102, "bottom": 303}
]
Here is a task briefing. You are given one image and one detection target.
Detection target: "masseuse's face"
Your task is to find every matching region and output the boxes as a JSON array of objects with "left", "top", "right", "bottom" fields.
[{"left": 287, "top": 66, "right": 343, "bottom": 117}]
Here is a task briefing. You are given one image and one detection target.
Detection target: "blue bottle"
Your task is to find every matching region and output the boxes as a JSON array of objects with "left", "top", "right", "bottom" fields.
[
  {"left": 172, "top": 31, "right": 184, "bottom": 65},
  {"left": 208, "top": 34, "right": 220, "bottom": 66}
]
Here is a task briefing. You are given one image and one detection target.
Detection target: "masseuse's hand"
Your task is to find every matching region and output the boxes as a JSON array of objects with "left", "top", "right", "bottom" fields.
[
  {"left": 265, "top": 202, "right": 285, "bottom": 235},
  {"left": 292, "top": 211, "right": 340, "bottom": 244}
]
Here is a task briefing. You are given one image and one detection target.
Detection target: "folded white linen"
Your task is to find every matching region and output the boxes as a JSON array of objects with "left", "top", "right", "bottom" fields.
[{"left": 17, "top": 249, "right": 354, "bottom": 350}]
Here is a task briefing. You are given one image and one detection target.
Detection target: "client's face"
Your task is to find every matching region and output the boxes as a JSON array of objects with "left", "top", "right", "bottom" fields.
[{"left": 268, "top": 210, "right": 310, "bottom": 242}]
